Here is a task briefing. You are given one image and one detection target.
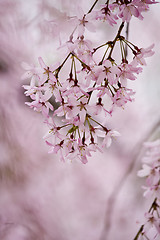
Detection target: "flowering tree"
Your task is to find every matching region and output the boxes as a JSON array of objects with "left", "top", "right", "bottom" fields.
[
  {"left": 0, "top": 0, "right": 159, "bottom": 239},
  {"left": 23, "top": 0, "right": 155, "bottom": 163},
  {"left": 22, "top": 0, "right": 160, "bottom": 238}
]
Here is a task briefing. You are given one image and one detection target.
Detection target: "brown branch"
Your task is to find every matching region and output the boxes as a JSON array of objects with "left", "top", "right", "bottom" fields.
[
  {"left": 125, "top": 22, "right": 129, "bottom": 58},
  {"left": 107, "top": 22, "right": 124, "bottom": 60},
  {"left": 88, "top": 0, "right": 99, "bottom": 14}
]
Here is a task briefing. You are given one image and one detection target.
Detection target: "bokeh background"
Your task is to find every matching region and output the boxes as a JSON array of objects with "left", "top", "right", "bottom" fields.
[{"left": 0, "top": 0, "right": 159, "bottom": 239}]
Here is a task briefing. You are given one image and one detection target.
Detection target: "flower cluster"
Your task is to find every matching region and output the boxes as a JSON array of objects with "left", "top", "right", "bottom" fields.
[
  {"left": 23, "top": 0, "right": 155, "bottom": 163},
  {"left": 138, "top": 140, "right": 160, "bottom": 199},
  {"left": 135, "top": 140, "right": 160, "bottom": 239},
  {"left": 92, "top": 0, "right": 157, "bottom": 24}
]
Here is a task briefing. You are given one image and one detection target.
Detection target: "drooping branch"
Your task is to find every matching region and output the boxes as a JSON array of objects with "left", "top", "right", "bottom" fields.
[{"left": 99, "top": 120, "right": 160, "bottom": 240}]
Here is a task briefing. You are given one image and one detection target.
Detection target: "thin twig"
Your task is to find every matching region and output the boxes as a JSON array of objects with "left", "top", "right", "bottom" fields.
[
  {"left": 108, "top": 22, "right": 124, "bottom": 59},
  {"left": 125, "top": 22, "right": 129, "bottom": 58},
  {"left": 88, "top": 0, "right": 99, "bottom": 14}
]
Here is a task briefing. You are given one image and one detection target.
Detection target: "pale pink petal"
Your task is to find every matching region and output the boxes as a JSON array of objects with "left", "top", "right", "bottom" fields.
[
  {"left": 137, "top": 164, "right": 151, "bottom": 177},
  {"left": 21, "top": 71, "right": 33, "bottom": 80},
  {"left": 38, "top": 56, "right": 47, "bottom": 69}
]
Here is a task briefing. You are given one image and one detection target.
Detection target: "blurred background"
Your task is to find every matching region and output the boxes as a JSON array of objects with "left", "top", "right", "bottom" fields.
[{"left": 0, "top": 0, "right": 159, "bottom": 239}]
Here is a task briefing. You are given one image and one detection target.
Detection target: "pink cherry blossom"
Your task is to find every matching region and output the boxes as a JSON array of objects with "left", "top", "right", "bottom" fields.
[
  {"left": 98, "top": 129, "right": 121, "bottom": 148},
  {"left": 22, "top": 0, "right": 155, "bottom": 164},
  {"left": 118, "top": 2, "right": 143, "bottom": 22},
  {"left": 112, "top": 87, "right": 135, "bottom": 108},
  {"left": 76, "top": 6, "right": 95, "bottom": 37},
  {"left": 138, "top": 139, "right": 160, "bottom": 199},
  {"left": 119, "top": 62, "right": 142, "bottom": 86},
  {"left": 25, "top": 91, "right": 53, "bottom": 118},
  {"left": 133, "top": 44, "right": 155, "bottom": 66},
  {"left": 92, "top": 4, "right": 118, "bottom": 26}
]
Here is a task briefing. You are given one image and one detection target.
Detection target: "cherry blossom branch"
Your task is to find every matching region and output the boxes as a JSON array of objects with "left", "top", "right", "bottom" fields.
[
  {"left": 57, "top": 52, "right": 72, "bottom": 72},
  {"left": 135, "top": 137, "right": 160, "bottom": 239},
  {"left": 22, "top": 0, "right": 156, "bottom": 164},
  {"left": 99, "top": 121, "right": 160, "bottom": 240},
  {"left": 133, "top": 225, "right": 145, "bottom": 240},
  {"left": 133, "top": 198, "right": 159, "bottom": 240},
  {"left": 107, "top": 21, "right": 124, "bottom": 60},
  {"left": 72, "top": 53, "right": 91, "bottom": 70},
  {"left": 125, "top": 22, "right": 129, "bottom": 58},
  {"left": 88, "top": 0, "right": 99, "bottom": 14},
  {"left": 100, "top": 45, "right": 110, "bottom": 64},
  {"left": 93, "top": 42, "right": 111, "bottom": 53}
]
